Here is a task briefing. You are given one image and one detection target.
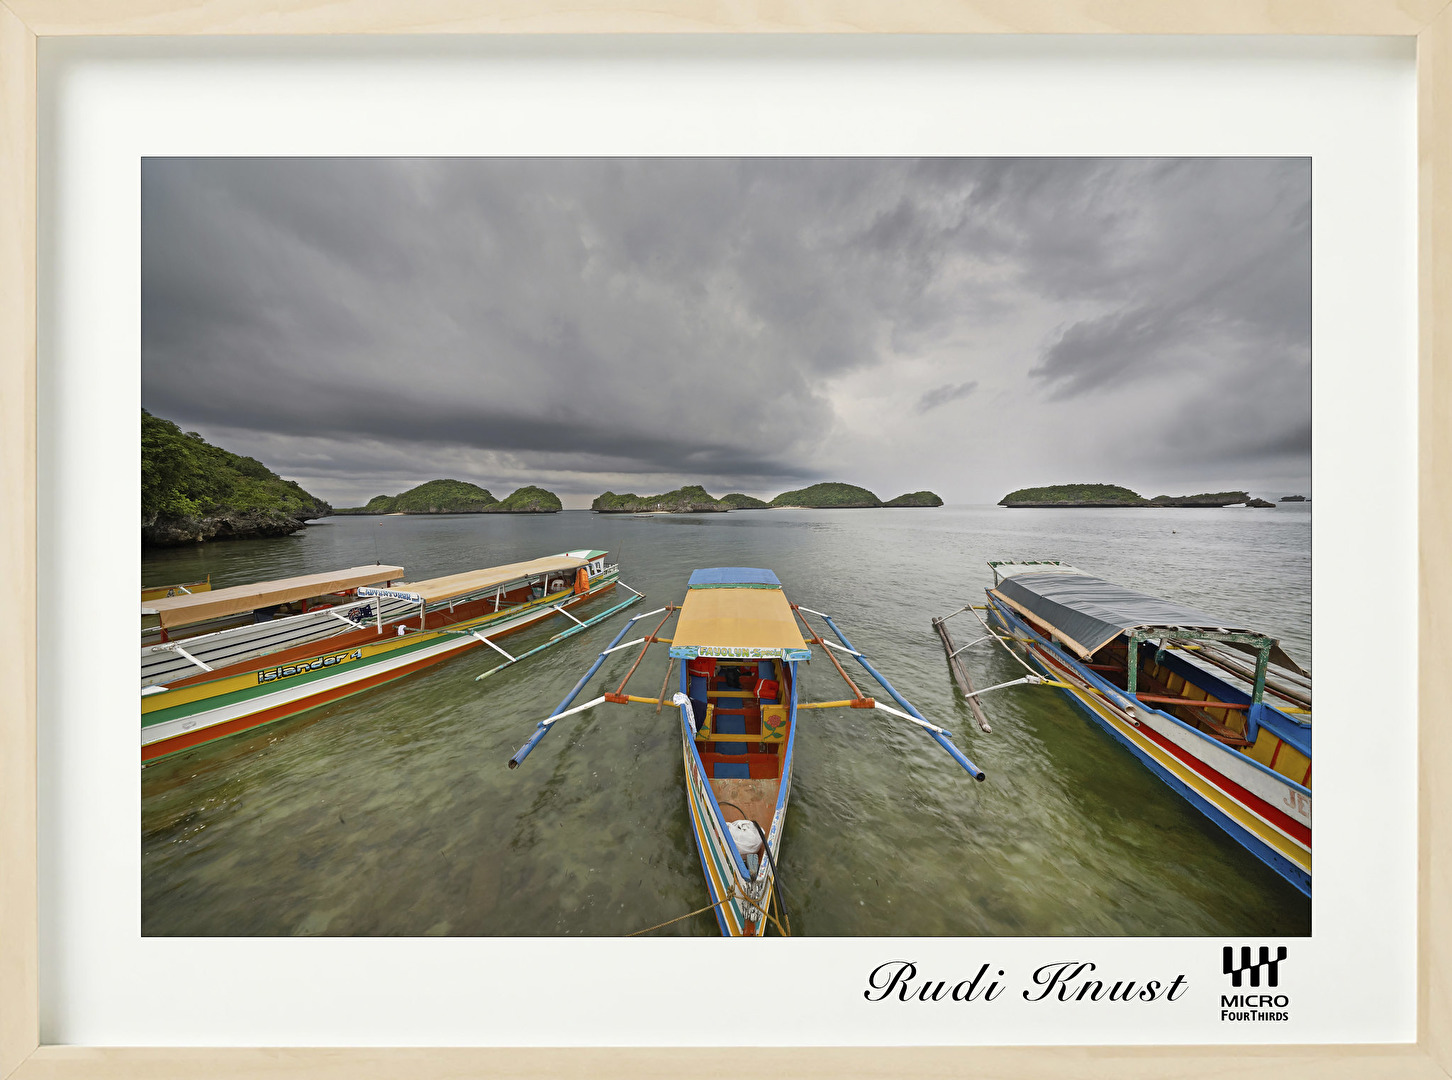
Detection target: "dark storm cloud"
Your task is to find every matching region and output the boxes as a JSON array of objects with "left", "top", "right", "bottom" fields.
[
  {"left": 915, "top": 380, "right": 979, "bottom": 414},
  {"left": 141, "top": 157, "right": 1310, "bottom": 503},
  {"left": 1024, "top": 159, "right": 1310, "bottom": 400}
]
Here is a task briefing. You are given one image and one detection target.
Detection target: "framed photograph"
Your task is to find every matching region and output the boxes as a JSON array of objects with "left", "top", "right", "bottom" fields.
[{"left": 2, "top": 5, "right": 1448, "bottom": 1078}]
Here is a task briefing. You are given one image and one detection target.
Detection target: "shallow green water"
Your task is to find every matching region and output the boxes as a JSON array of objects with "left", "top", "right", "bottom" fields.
[{"left": 141, "top": 505, "right": 1311, "bottom": 936}]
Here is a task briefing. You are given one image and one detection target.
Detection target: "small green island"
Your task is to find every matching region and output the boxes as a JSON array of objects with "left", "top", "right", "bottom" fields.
[
  {"left": 336, "top": 479, "right": 563, "bottom": 515},
  {"left": 999, "top": 483, "right": 1273, "bottom": 509},
  {"left": 142, "top": 409, "right": 332, "bottom": 546},
  {"left": 717, "top": 493, "right": 771, "bottom": 510},
  {"left": 771, "top": 482, "right": 882, "bottom": 508},
  {"left": 590, "top": 481, "right": 944, "bottom": 513},
  {"left": 885, "top": 490, "right": 945, "bottom": 508},
  {"left": 592, "top": 486, "right": 728, "bottom": 513}
]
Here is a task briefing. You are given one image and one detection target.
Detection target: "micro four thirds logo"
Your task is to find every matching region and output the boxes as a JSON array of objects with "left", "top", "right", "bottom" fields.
[
  {"left": 1222, "top": 945, "right": 1287, "bottom": 988},
  {"left": 1220, "top": 945, "right": 1290, "bottom": 1023}
]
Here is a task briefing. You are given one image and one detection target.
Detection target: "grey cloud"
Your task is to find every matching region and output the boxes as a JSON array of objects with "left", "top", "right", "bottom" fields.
[
  {"left": 916, "top": 380, "right": 979, "bottom": 413},
  {"left": 142, "top": 158, "right": 1310, "bottom": 504}
]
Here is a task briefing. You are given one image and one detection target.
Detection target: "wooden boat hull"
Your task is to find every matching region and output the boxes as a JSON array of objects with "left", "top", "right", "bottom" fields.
[
  {"left": 678, "top": 659, "right": 798, "bottom": 937},
  {"left": 142, "top": 576, "right": 617, "bottom": 763},
  {"left": 141, "top": 577, "right": 211, "bottom": 602},
  {"left": 987, "top": 594, "right": 1311, "bottom": 896}
]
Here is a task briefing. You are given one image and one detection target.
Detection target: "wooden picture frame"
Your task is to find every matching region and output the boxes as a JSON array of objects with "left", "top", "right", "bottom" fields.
[{"left": 1, "top": 3, "right": 1447, "bottom": 1077}]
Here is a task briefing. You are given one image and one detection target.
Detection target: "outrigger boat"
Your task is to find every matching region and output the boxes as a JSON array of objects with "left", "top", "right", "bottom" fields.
[
  {"left": 141, "top": 575, "right": 211, "bottom": 602},
  {"left": 938, "top": 561, "right": 1311, "bottom": 896},
  {"left": 143, "top": 566, "right": 403, "bottom": 645},
  {"left": 508, "top": 567, "right": 984, "bottom": 937},
  {"left": 142, "top": 551, "right": 636, "bottom": 762}
]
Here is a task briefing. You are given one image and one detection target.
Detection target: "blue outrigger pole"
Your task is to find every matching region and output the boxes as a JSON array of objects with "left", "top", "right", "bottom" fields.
[
  {"left": 800, "top": 607, "right": 986, "bottom": 782},
  {"left": 474, "top": 593, "right": 642, "bottom": 681},
  {"left": 507, "top": 604, "right": 671, "bottom": 769}
]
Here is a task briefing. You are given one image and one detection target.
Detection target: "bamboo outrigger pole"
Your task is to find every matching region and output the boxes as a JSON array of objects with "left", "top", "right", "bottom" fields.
[
  {"left": 507, "top": 604, "right": 675, "bottom": 768},
  {"left": 930, "top": 610, "right": 993, "bottom": 734},
  {"left": 793, "top": 606, "right": 986, "bottom": 782}
]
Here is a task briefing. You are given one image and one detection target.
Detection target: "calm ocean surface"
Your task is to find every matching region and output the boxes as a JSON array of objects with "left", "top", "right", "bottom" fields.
[{"left": 141, "top": 505, "right": 1311, "bottom": 936}]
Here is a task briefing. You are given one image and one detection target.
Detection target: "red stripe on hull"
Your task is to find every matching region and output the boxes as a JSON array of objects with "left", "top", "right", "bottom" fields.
[
  {"left": 142, "top": 645, "right": 456, "bottom": 762},
  {"left": 142, "top": 582, "right": 616, "bottom": 763},
  {"left": 1027, "top": 640, "right": 1311, "bottom": 847}
]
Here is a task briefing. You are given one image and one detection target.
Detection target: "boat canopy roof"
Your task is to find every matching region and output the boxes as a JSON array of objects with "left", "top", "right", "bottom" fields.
[
  {"left": 144, "top": 565, "right": 405, "bottom": 629},
  {"left": 991, "top": 565, "right": 1307, "bottom": 675},
  {"left": 687, "top": 567, "right": 782, "bottom": 589},
  {"left": 389, "top": 553, "right": 591, "bottom": 605},
  {"left": 671, "top": 569, "right": 810, "bottom": 660}
]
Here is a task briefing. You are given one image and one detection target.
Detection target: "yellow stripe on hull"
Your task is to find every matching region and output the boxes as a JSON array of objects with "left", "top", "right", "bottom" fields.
[
  {"left": 681, "top": 734, "right": 776, "bottom": 937},
  {"left": 1053, "top": 669, "right": 1311, "bottom": 876},
  {"left": 143, "top": 586, "right": 584, "bottom": 715}
]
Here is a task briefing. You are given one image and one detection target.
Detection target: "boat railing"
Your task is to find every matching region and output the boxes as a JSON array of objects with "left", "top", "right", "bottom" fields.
[{"left": 141, "top": 593, "right": 419, "bottom": 686}]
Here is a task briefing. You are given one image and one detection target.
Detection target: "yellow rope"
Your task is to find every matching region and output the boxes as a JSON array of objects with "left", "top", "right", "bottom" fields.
[
  {"left": 726, "top": 888, "right": 795, "bottom": 934},
  {"left": 627, "top": 884, "right": 791, "bottom": 937},
  {"left": 627, "top": 897, "right": 733, "bottom": 936}
]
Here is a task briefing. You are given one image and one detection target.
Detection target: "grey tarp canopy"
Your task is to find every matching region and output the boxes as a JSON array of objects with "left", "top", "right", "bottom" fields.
[{"left": 991, "top": 570, "right": 1308, "bottom": 676}]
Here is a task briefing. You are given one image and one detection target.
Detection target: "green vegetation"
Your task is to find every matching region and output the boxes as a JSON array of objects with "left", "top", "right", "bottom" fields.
[
  {"left": 390, "top": 479, "right": 497, "bottom": 513},
  {"left": 340, "top": 479, "right": 497, "bottom": 515},
  {"left": 1148, "top": 491, "right": 1252, "bottom": 507},
  {"left": 770, "top": 482, "right": 883, "bottom": 508},
  {"left": 1001, "top": 484, "right": 1264, "bottom": 508},
  {"left": 141, "top": 409, "right": 331, "bottom": 546},
  {"left": 488, "top": 485, "right": 563, "bottom": 513},
  {"left": 592, "top": 485, "right": 725, "bottom": 513},
  {"left": 718, "top": 493, "right": 770, "bottom": 509},
  {"left": 885, "top": 491, "right": 944, "bottom": 507},
  {"left": 337, "top": 479, "right": 562, "bottom": 514},
  {"left": 1000, "top": 483, "right": 1146, "bottom": 507},
  {"left": 588, "top": 480, "right": 939, "bottom": 513}
]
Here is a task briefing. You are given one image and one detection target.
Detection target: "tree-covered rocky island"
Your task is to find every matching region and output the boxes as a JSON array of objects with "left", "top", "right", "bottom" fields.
[
  {"left": 885, "top": 491, "right": 945, "bottom": 507},
  {"left": 592, "top": 486, "right": 727, "bottom": 513},
  {"left": 718, "top": 493, "right": 771, "bottom": 509},
  {"left": 336, "top": 480, "right": 563, "bottom": 514},
  {"left": 999, "top": 483, "right": 1272, "bottom": 508},
  {"left": 771, "top": 482, "right": 882, "bottom": 508},
  {"left": 588, "top": 482, "right": 944, "bottom": 513},
  {"left": 141, "top": 410, "right": 332, "bottom": 546}
]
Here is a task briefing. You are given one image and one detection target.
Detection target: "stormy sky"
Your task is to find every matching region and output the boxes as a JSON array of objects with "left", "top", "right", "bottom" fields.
[{"left": 141, "top": 158, "right": 1311, "bottom": 508}]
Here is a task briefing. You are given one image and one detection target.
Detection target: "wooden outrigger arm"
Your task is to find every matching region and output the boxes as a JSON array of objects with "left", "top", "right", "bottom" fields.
[
  {"left": 792, "top": 606, "right": 986, "bottom": 782},
  {"left": 507, "top": 604, "right": 676, "bottom": 768}
]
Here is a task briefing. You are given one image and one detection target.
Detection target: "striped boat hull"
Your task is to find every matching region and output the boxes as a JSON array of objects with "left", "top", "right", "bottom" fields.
[
  {"left": 677, "top": 661, "right": 796, "bottom": 937},
  {"left": 987, "top": 596, "right": 1311, "bottom": 895},
  {"left": 141, "top": 577, "right": 617, "bottom": 763}
]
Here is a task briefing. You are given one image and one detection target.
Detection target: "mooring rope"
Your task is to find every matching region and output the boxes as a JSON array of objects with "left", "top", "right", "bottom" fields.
[
  {"left": 627, "top": 897, "right": 735, "bottom": 936},
  {"left": 627, "top": 886, "right": 791, "bottom": 937}
]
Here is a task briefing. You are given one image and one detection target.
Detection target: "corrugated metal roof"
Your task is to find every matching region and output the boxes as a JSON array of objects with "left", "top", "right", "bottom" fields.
[
  {"left": 989, "top": 561, "right": 1088, "bottom": 582},
  {"left": 991, "top": 570, "right": 1306, "bottom": 674}
]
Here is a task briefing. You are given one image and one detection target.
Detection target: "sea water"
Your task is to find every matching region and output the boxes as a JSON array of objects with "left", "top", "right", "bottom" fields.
[{"left": 140, "top": 505, "right": 1311, "bottom": 936}]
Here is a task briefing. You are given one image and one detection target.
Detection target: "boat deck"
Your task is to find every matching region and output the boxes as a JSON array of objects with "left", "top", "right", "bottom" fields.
[{"left": 709, "top": 777, "right": 779, "bottom": 833}]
